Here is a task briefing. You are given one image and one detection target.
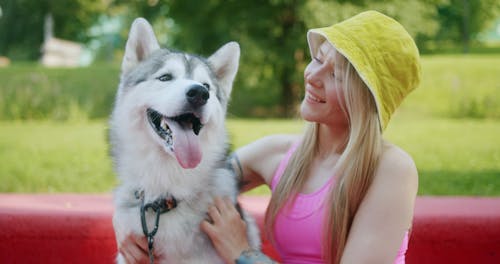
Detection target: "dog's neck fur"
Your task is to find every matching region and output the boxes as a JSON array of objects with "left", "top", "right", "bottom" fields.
[{"left": 113, "top": 130, "right": 229, "bottom": 201}]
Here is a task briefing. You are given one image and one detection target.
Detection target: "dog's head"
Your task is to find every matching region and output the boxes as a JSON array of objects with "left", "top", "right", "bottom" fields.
[{"left": 113, "top": 18, "right": 239, "bottom": 169}]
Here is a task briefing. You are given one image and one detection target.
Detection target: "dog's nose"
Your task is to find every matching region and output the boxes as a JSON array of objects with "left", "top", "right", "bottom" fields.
[{"left": 186, "top": 84, "right": 209, "bottom": 108}]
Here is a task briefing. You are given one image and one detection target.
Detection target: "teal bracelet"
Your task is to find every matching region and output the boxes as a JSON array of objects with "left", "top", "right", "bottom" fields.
[{"left": 234, "top": 249, "right": 277, "bottom": 264}]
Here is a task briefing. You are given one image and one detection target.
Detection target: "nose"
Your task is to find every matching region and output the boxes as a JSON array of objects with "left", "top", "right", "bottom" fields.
[
  {"left": 186, "top": 84, "right": 210, "bottom": 108},
  {"left": 304, "top": 63, "right": 323, "bottom": 88}
]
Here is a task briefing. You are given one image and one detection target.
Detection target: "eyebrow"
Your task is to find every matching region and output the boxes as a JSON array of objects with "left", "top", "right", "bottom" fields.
[{"left": 318, "top": 43, "right": 336, "bottom": 67}]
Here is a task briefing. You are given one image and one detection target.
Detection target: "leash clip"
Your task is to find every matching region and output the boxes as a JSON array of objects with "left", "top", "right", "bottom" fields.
[{"left": 136, "top": 190, "right": 178, "bottom": 264}]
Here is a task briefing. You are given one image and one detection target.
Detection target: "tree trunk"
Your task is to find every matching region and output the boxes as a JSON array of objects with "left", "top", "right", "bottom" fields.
[
  {"left": 281, "top": 66, "right": 294, "bottom": 117},
  {"left": 462, "top": 0, "right": 470, "bottom": 53}
]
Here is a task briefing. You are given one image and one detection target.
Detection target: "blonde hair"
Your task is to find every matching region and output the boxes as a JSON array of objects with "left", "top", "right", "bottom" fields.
[{"left": 265, "top": 48, "right": 383, "bottom": 264}]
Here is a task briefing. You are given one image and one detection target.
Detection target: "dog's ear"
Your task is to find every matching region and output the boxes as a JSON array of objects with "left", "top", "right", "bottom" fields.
[
  {"left": 122, "top": 18, "right": 160, "bottom": 75},
  {"left": 208, "top": 42, "right": 240, "bottom": 98}
]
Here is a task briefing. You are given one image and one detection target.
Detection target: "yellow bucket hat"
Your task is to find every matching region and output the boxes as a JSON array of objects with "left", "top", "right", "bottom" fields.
[{"left": 307, "top": 10, "right": 421, "bottom": 130}]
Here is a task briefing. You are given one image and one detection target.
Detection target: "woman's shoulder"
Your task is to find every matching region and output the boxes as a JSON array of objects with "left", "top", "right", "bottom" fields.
[
  {"left": 240, "top": 134, "right": 300, "bottom": 164},
  {"left": 249, "top": 134, "right": 300, "bottom": 153},
  {"left": 376, "top": 142, "right": 418, "bottom": 185},
  {"left": 237, "top": 134, "right": 300, "bottom": 185}
]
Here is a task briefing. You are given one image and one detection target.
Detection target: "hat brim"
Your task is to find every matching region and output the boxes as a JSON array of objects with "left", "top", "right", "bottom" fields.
[{"left": 307, "top": 29, "right": 385, "bottom": 130}]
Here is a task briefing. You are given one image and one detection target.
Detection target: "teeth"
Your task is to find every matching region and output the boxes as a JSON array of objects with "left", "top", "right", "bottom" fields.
[
  {"left": 147, "top": 108, "right": 176, "bottom": 152},
  {"left": 164, "top": 124, "right": 173, "bottom": 147},
  {"left": 160, "top": 118, "right": 168, "bottom": 131},
  {"left": 165, "top": 130, "right": 173, "bottom": 146},
  {"left": 308, "top": 93, "right": 325, "bottom": 103},
  {"left": 159, "top": 117, "right": 174, "bottom": 149},
  {"left": 166, "top": 139, "right": 174, "bottom": 152}
]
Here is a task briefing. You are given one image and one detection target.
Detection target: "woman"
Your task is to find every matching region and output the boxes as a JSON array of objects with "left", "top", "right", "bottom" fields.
[
  {"left": 120, "top": 10, "right": 421, "bottom": 264},
  {"left": 200, "top": 10, "right": 420, "bottom": 264}
]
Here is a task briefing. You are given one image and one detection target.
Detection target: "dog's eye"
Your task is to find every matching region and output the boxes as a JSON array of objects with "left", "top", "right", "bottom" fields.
[
  {"left": 202, "top": 83, "right": 210, "bottom": 90},
  {"left": 157, "top": 73, "right": 173, "bottom": 82}
]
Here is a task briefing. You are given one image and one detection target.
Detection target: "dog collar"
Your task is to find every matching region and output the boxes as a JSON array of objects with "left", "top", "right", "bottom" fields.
[
  {"left": 134, "top": 189, "right": 178, "bottom": 264},
  {"left": 134, "top": 189, "right": 178, "bottom": 214}
]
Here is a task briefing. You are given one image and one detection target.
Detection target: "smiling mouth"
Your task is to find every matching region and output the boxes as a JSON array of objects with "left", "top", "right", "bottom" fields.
[
  {"left": 307, "top": 92, "right": 326, "bottom": 103},
  {"left": 146, "top": 108, "right": 203, "bottom": 144}
]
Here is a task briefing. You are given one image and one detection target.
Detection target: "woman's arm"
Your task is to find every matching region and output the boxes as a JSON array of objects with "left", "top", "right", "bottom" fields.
[
  {"left": 228, "top": 134, "right": 298, "bottom": 192},
  {"left": 340, "top": 145, "right": 418, "bottom": 264}
]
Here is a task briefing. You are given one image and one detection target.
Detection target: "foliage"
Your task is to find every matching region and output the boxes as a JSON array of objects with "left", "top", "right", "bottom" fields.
[
  {"left": 1, "top": 116, "right": 499, "bottom": 195},
  {"left": 111, "top": 0, "right": 311, "bottom": 117},
  {"left": 300, "top": 0, "right": 442, "bottom": 48},
  {"left": 108, "top": 0, "right": 485, "bottom": 117},
  {"left": 1, "top": 0, "right": 499, "bottom": 115},
  {"left": 433, "top": 0, "right": 500, "bottom": 53},
  {"left": 1, "top": 55, "right": 499, "bottom": 120},
  {"left": 0, "top": 63, "right": 119, "bottom": 120},
  {"left": 0, "top": 0, "right": 109, "bottom": 60}
]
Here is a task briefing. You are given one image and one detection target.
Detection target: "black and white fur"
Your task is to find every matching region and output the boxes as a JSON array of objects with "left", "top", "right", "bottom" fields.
[{"left": 110, "top": 18, "right": 260, "bottom": 264}]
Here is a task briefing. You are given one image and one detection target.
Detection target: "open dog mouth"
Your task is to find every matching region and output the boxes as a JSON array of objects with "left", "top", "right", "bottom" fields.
[
  {"left": 147, "top": 108, "right": 203, "bottom": 139},
  {"left": 146, "top": 108, "right": 204, "bottom": 169}
]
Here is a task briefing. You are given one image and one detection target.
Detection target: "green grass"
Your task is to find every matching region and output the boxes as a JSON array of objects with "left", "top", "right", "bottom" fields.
[
  {"left": 385, "top": 112, "right": 500, "bottom": 195},
  {"left": 1, "top": 115, "right": 499, "bottom": 195},
  {"left": 1, "top": 55, "right": 499, "bottom": 195},
  {"left": 0, "top": 120, "right": 115, "bottom": 193},
  {"left": 402, "top": 54, "right": 500, "bottom": 119},
  {"left": 0, "top": 63, "right": 119, "bottom": 120}
]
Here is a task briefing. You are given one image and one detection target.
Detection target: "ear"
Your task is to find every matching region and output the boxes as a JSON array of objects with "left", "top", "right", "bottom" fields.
[
  {"left": 207, "top": 42, "right": 240, "bottom": 98},
  {"left": 121, "top": 18, "right": 160, "bottom": 74}
]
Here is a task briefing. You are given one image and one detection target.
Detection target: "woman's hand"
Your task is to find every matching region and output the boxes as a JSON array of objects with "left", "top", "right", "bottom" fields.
[
  {"left": 118, "top": 232, "right": 162, "bottom": 264},
  {"left": 200, "top": 196, "right": 251, "bottom": 264}
]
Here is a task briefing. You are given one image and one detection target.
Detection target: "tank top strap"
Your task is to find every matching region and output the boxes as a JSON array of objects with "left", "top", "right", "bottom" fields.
[{"left": 270, "top": 140, "right": 301, "bottom": 191}]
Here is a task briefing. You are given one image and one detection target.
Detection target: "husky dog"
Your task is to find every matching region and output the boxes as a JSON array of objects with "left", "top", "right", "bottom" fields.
[{"left": 110, "top": 18, "right": 260, "bottom": 264}]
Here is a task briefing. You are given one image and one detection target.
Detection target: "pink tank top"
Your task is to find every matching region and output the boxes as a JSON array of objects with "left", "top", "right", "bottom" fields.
[{"left": 270, "top": 142, "right": 409, "bottom": 264}]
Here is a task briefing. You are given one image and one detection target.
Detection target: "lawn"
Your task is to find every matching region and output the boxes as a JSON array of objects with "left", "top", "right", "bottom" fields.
[
  {"left": 1, "top": 114, "right": 499, "bottom": 196},
  {"left": 1, "top": 54, "right": 499, "bottom": 195}
]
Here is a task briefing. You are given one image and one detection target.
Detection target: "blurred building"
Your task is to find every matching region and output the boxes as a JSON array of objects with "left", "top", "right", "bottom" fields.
[
  {"left": 40, "top": 14, "right": 83, "bottom": 67},
  {"left": 41, "top": 38, "right": 83, "bottom": 67},
  {"left": 0, "top": 56, "right": 10, "bottom": 67}
]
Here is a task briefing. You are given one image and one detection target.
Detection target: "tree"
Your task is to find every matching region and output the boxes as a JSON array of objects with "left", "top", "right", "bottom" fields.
[
  {"left": 112, "top": 0, "right": 309, "bottom": 117},
  {"left": 111, "top": 0, "right": 444, "bottom": 117},
  {"left": 2, "top": 0, "right": 497, "bottom": 115},
  {"left": 0, "top": 0, "right": 108, "bottom": 60},
  {"left": 435, "top": 0, "right": 500, "bottom": 53}
]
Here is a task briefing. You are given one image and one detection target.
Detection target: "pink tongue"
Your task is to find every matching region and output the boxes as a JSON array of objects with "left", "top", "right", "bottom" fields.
[{"left": 166, "top": 119, "right": 202, "bottom": 169}]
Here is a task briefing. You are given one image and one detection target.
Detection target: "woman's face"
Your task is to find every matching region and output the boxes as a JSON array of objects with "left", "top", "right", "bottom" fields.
[{"left": 300, "top": 41, "right": 347, "bottom": 126}]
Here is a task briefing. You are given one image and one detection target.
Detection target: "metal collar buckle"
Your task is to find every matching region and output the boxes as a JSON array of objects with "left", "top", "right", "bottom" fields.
[{"left": 135, "top": 190, "right": 178, "bottom": 264}]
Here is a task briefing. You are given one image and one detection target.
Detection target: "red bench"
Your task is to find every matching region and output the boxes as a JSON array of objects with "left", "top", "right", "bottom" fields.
[{"left": 0, "top": 194, "right": 499, "bottom": 263}]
